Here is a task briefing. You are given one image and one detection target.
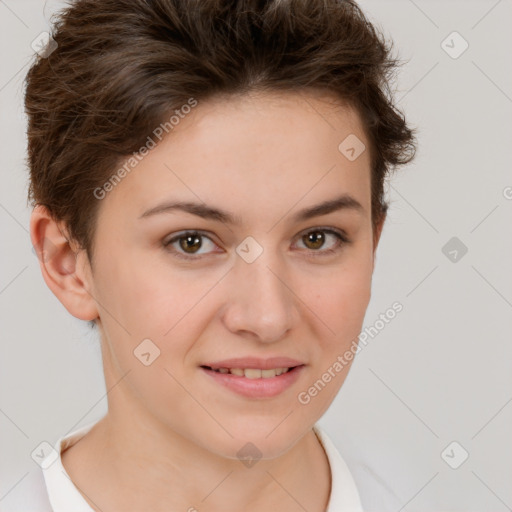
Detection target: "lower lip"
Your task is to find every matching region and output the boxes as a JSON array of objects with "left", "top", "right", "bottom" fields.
[{"left": 201, "top": 366, "right": 305, "bottom": 398}]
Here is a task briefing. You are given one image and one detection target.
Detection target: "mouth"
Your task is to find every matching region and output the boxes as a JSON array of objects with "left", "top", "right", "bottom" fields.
[
  {"left": 200, "top": 365, "right": 301, "bottom": 378},
  {"left": 199, "top": 363, "right": 305, "bottom": 398}
]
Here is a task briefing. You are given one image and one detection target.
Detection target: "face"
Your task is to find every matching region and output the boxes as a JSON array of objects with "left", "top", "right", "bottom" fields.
[{"left": 81, "top": 90, "right": 381, "bottom": 459}]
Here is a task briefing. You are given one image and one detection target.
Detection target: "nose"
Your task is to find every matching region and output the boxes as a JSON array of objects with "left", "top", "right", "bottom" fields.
[{"left": 220, "top": 249, "right": 299, "bottom": 343}]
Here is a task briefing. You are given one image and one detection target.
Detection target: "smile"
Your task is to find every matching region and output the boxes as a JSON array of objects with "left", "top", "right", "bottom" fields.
[
  {"left": 200, "top": 364, "right": 305, "bottom": 398},
  {"left": 202, "top": 366, "right": 293, "bottom": 378}
]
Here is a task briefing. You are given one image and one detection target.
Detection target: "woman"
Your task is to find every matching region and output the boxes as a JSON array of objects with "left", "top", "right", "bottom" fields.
[{"left": 23, "top": 0, "right": 415, "bottom": 510}]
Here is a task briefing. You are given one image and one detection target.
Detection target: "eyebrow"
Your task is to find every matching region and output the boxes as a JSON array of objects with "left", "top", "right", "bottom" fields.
[{"left": 139, "top": 194, "right": 364, "bottom": 225}]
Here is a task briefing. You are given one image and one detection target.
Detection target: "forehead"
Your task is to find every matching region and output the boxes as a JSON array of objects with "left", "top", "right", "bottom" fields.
[{"left": 99, "top": 90, "right": 372, "bottom": 226}]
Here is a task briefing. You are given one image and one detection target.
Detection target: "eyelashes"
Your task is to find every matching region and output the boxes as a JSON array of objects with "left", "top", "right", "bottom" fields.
[{"left": 163, "top": 227, "right": 351, "bottom": 261}]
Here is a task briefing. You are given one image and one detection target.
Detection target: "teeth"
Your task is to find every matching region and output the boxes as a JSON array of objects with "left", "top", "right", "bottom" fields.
[
  {"left": 212, "top": 367, "right": 291, "bottom": 377},
  {"left": 244, "top": 368, "right": 262, "bottom": 379}
]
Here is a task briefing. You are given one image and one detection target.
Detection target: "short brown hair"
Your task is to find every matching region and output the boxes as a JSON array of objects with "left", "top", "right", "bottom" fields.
[{"left": 24, "top": 0, "right": 416, "bottom": 265}]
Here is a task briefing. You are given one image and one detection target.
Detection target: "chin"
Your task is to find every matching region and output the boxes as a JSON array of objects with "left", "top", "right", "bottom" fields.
[{"left": 197, "top": 419, "right": 312, "bottom": 461}]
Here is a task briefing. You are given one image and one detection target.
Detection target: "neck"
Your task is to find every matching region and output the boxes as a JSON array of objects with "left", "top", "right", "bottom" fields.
[{"left": 62, "top": 410, "right": 331, "bottom": 512}]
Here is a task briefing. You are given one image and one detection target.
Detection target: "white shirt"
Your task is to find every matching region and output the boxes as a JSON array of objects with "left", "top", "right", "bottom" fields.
[{"left": 6, "top": 421, "right": 364, "bottom": 511}]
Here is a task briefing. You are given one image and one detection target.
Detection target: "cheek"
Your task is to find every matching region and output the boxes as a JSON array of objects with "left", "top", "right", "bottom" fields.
[
  {"left": 309, "top": 255, "right": 373, "bottom": 344},
  {"left": 92, "top": 254, "right": 205, "bottom": 423},
  {"left": 94, "top": 247, "right": 220, "bottom": 338},
  {"left": 295, "top": 263, "right": 372, "bottom": 416}
]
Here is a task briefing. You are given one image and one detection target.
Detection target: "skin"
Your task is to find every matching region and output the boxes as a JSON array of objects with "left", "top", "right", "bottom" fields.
[{"left": 30, "top": 89, "right": 385, "bottom": 512}]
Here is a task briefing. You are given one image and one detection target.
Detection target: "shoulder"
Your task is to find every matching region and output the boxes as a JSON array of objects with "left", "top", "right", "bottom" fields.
[
  {"left": 3, "top": 420, "right": 100, "bottom": 512},
  {"left": 1, "top": 467, "right": 53, "bottom": 512},
  {"left": 313, "top": 424, "right": 404, "bottom": 511},
  {"left": 313, "top": 424, "right": 365, "bottom": 512}
]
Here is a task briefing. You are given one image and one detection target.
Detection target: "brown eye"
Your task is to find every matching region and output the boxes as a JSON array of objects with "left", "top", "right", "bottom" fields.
[
  {"left": 302, "top": 231, "right": 326, "bottom": 250},
  {"left": 295, "top": 228, "right": 350, "bottom": 257},
  {"left": 178, "top": 233, "right": 203, "bottom": 254},
  {"left": 164, "top": 231, "right": 219, "bottom": 260}
]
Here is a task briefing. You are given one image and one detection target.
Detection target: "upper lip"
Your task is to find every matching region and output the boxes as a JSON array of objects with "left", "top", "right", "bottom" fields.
[{"left": 201, "top": 357, "right": 305, "bottom": 370}]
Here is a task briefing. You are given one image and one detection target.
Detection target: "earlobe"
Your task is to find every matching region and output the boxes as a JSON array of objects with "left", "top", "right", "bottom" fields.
[{"left": 30, "top": 205, "right": 99, "bottom": 321}]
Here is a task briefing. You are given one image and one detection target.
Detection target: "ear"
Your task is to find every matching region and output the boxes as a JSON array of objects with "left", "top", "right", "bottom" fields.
[
  {"left": 372, "top": 210, "right": 386, "bottom": 271},
  {"left": 30, "top": 205, "right": 99, "bottom": 321}
]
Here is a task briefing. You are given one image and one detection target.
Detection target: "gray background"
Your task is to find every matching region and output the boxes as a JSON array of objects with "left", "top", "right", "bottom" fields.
[{"left": 1, "top": 0, "right": 511, "bottom": 510}]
